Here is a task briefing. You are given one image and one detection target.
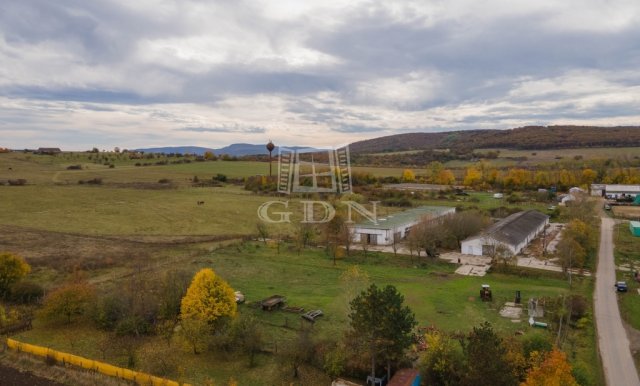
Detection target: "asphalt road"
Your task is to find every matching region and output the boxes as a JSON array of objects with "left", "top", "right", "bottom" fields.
[{"left": 595, "top": 217, "right": 640, "bottom": 386}]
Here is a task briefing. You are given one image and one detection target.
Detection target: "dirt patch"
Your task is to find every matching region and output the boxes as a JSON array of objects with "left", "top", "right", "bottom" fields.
[
  {"left": 613, "top": 206, "right": 640, "bottom": 220},
  {"left": 0, "top": 225, "right": 243, "bottom": 276},
  {"left": 0, "top": 363, "right": 63, "bottom": 386},
  {"left": 623, "top": 321, "right": 640, "bottom": 379}
]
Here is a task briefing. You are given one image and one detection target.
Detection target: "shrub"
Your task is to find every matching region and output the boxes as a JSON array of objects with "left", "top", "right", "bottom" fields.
[
  {"left": 10, "top": 281, "right": 44, "bottom": 304},
  {"left": 7, "top": 179, "right": 27, "bottom": 186},
  {"left": 158, "top": 178, "right": 171, "bottom": 184},
  {"left": 66, "top": 164, "right": 82, "bottom": 170}
]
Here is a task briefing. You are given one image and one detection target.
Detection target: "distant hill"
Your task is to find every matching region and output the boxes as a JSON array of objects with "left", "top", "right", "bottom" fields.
[
  {"left": 135, "top": 144, "right": 318, "bottom": 156},
  {"left": 349, "top": 125, "right": 640, "bottom": 154}
]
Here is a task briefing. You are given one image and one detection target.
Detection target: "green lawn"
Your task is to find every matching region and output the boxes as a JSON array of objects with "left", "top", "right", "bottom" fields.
[{"left": 13, "top": 243, "right": 600, "bottom": 385}]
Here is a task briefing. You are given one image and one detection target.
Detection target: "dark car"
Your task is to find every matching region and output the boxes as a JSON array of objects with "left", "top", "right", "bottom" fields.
[{"left": 615, "top": 281, "right": 628, "bottom": 292}]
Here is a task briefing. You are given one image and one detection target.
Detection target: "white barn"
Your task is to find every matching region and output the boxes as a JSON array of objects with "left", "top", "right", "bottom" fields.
[
  {"left": 351, "top": 206, "right": 455, "bottom": 246},
  {"left": 461, "top": 210, "right": 549, "bottom": 256},
  {"left": 591, "top": 184, "right": 640, "bottom": 198}
]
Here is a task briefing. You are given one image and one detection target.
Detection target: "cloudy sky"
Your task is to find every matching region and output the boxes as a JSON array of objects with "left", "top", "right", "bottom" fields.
[{"left": 1, "top": 0, "right": 640, "bottom": 150}]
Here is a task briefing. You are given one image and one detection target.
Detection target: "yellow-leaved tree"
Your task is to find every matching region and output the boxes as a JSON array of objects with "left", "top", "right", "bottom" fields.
[
  {"left": 180, "top": 268, "right": 237, "bottom": 325},
  {"left": 0, "top": 252, "right": 30, "bottom": 298},
  {"left": 401, "top": 169, "right": 416, "bottom": 182},
  {"left": 522, "top": 348, "right": 578, "bottom": 386}
]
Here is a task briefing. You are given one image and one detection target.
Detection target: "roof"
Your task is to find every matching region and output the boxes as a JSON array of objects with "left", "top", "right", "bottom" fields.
[
  {"left": 388, "top": 369, "right": 420, "bottom": 386},
  {"left": 630, "top": 221, "right": 640, "bottom": 229},
  {"left": 467, "top": 210, "right": 548, "bottom": 247},
  {"left": 600, "top": 184, "right": 640, "bottom": 193},
  {"left": 352, "top": 205, "right": 454, "bottom": 230}
]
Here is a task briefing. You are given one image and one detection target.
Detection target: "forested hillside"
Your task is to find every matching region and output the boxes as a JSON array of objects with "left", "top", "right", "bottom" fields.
[{"left": 349, "top": 126, "right": 640, "bottom": 153}]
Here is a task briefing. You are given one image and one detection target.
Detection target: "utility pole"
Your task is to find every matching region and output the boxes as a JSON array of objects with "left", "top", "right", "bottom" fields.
[{"left": 266, "top": 140, "right": 275, "bottom": 177}]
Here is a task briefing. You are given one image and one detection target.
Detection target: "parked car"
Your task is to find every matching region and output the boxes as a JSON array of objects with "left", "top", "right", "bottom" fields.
[
  {"left": 302, "top": 309, "right": 323, "bottom": 322},
  {"left": 615, "top": 281, "right": 628, "bottom": 292},
  {"left": 235, "top": 291, "right": 245, "bottom": 303}
]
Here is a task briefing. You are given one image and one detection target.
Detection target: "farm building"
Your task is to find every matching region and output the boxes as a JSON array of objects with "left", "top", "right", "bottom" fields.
[
  {"left": 630, "top": 221, "right": 640, "bottom": 237},
  {"left": 351, "top": 205, "right": 455, "bottom": 246},
  {"left": 591, "top": 184, "right": 640, "bottom": 198},
  {"left": 461, "top": 210, "right": 549, "bottom": 256},
  {"left": 35, "top": 147, "right": 61, "bottom": 155}
]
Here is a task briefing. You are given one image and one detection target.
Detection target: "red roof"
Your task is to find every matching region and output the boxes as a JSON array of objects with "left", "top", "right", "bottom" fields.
[{"left": 388, "top": 369, "right": 420, "bottom": 386}]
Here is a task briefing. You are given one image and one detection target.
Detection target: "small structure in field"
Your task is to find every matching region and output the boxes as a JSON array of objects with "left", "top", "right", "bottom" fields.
[
  {"left": 461, "top": 210, "right": 549, "bottom": 256},
  {"left": 630, "top": 221, "right": 640, "bottom": 237},
  {"left": 351, "top": 205, "right": 455, "bottom": 246},
  {"left": 35, "top": 147, "right": 61, "bottom": 155},
  {"left": 387, "top": 368, "right": 421, "bottom": 386},
  {"left": 260, "top": 295, "right": 285, "bottom": 311}
]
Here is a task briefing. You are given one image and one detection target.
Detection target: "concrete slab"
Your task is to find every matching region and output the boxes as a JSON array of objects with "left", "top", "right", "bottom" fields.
[{"left": 500, "top": 305, "right": 523, "bottom": 319}]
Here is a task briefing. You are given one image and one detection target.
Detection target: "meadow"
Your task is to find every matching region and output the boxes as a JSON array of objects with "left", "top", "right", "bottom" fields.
[
  {"left": 0, "top": 151, "right": 602, "bottom": 385},
  {"left": 11, "top": 242, "right": 599, "bottom": 385}
]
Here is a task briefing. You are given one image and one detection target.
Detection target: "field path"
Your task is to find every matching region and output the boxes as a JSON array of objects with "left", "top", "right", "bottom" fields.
[{"left": 595, "top": 217, "right": 640, "bottom": 386}]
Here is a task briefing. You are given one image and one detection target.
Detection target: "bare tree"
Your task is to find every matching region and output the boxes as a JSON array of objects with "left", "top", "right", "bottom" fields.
[{"left": 256, "top": 221, "right": 269, "bottom": 244}]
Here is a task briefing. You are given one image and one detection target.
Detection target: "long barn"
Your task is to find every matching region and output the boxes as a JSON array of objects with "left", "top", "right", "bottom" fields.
[
  {"left": 351, "top": 205, "right": 455, "bottom": 246},
  {"left": 461, "top": 210, "right": 549, "bottom": 256}
]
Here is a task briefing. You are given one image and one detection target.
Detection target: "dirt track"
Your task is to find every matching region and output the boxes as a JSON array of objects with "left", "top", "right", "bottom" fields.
[{"left": 0, "top": 364, "right": 63, "bottom": 386}]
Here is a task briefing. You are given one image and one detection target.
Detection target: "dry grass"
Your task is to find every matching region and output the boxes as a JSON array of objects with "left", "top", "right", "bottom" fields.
[{"left": 612, "top": 206, "right": 640, "bottom": 220}]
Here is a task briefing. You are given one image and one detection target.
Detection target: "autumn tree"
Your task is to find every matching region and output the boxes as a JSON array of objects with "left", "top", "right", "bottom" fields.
[
  {"left": 401, "top": 169, "right": 416, "bottom": 182},
  {"left": 0, "top": 252, "right": 30, "bottom": 298},
  {"left": 435, "top": 169, "right": 456, "bottom": 185},
  {"left": 464, "top": 167, "right": 482, "bottom": 187},
  {"left": 522, "top": 348, "right": 578, "bottom": 386},
  {"left": 180, "top": 268, "right": 237, "bottom": 327},
  {"left": 349, "top": 284, "right": 417, "bottom": 382},
  {"left": 204, "top": 151, "right": 216, "bottom": 160},
  {"left": 419, "top": 329, "right": 463, "bottom": 385},
  {"left": 180, "top": 317, "right": 210, "bottom": 354},
  {"left": 41, "top": 281, "right": 96, "bottom": 324}
]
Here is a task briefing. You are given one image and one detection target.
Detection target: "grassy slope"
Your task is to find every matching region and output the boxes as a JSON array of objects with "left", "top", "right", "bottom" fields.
[{"left": 15, "top": 243, "right": 590, "bottom": 385}]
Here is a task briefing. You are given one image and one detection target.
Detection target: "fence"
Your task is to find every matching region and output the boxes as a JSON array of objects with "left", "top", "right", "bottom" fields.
[{"left": 5, "top": 338, "right": 189, "bottom": 386}]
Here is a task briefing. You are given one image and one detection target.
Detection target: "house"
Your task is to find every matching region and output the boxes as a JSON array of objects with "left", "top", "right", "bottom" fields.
[
  {"left": 36, "top": 147, "right": 61, "bottom": 155},
  {"left": 351, "top": 206, "right": 455, "bottom": 246},
  {"left": 591, "top": 184, "right": 640, "bottom": 198},
  {"left": 461, "top": 210, "right": 549, "bottom": 256}
]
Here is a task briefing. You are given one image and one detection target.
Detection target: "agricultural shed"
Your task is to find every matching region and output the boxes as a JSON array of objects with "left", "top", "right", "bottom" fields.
[
  {"left": 630, "top": 221, "right": 640, "bottom": 237},
  {"left": 461, "top": 210, "right": 549, "bottom": 256},
  {"left": 351, "top": 205, "right": 455, "bottom": 246},
  {"left": 591, "top": 184, "right": 640, "bottom": 198}
]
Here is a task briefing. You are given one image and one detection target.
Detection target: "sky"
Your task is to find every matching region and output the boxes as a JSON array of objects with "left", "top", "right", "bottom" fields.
[{"left": 1, "top": 0, "right": 640, "bottom": 150}]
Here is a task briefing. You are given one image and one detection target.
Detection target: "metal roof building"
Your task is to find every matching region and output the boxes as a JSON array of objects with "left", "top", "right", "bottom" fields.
[
  {"left": 461, "top": 210, "right": 549, "bottom": 256},
  {"left": 591, "top": 184, "right": 640, "bottom": 198},
  {"left": 351, "top": 205, "right": 455, "bottom": 246}
]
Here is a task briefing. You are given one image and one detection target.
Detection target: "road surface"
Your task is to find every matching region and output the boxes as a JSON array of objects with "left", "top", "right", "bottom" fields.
[{"left": 595, "top": 217, "right": 640, "bottom": 386}]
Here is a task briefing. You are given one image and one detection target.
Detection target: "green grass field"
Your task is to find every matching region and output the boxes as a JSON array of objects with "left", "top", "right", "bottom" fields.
[
  {"left": 614, "top": 223, "right": 640, "bottom": 331},
  {"left": 0, "top": 151, "right": 603, "bottom": 385},
  {"left": 13, "top": 242, "right": 599, "bottom": 385}
]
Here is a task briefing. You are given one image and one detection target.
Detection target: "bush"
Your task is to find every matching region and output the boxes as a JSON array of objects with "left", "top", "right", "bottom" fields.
[
  {"left": 7, "top": 179, "right": 27, "bottom": 186},
  {"left": 66, "top": 164, "right": 82, "bottom": 170},
  {"left": 158, "top": 178, "right": 171, "bottom": 184},
  {"left": 10, "top": 281, "right": 44, "bottom": 304}
]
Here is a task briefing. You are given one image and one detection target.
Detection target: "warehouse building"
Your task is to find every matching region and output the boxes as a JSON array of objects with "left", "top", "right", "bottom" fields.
[
  {"left": 591, "top": 184, "right": 640, "bottom": 198},
  {"left": 461, "top": 210, "right": 549, "bottom": 256},
  {"left": 351, "top": 205, "right": 455, "bottom": 246}
]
